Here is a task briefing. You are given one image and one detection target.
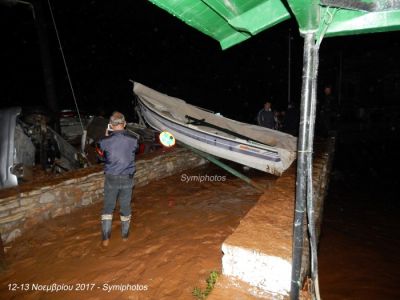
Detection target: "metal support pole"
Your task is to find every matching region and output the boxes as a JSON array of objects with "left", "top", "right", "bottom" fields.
[
  {"left": 307, "top": 37, "right": 321, "bottom": 300},
  {"left": 31, "top": 0, "right": 59, "bottom": 116},
  {"left": 0, "top": 0, "right": 60, "bottom": 131},
  {"left": 290, "top": 32, "right": 318, "bottom": 300},
  {"left": 182, "top": 144, "right": 266, "bottom": 192}
]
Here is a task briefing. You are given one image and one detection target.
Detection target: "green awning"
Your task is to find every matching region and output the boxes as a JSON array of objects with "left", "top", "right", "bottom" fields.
[
  {"left": 149, "top": 0, "right": 291, "bottom": 49},
  {"left": 149, "top": 0, "right": 400, "bottom": 49},
  {"left": 320, "top": 6, "right": 400, "bottom": 37},
  {"left": 287, "top": 0, "right": 400, "bottom": 38}
]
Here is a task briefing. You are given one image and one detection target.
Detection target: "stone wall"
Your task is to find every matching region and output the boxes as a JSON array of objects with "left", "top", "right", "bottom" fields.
[
  {"left": 0, "top": 147, "right": 207, "bottom": 244},
  {"left": 300, "top": 137, "right": 336, "bottom": 283}
]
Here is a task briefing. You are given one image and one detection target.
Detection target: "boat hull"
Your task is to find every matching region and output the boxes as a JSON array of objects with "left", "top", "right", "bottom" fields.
[{"left": 138, "top": 100, "right": 286, "bottom": 175}]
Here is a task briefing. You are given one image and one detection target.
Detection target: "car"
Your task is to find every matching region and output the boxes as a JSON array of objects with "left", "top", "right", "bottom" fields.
[
  {"left": 59, "top": 109, "right": 93, "bottom": 145},
  {"left": 0, "top": 106, "right": 84, "bottom": 189}
]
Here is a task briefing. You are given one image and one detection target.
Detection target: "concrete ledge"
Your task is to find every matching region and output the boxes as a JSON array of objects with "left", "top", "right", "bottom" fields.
[
  {"left": 208, "top": 275, "right": 272, "bottom": 300},
  {"left": 217, "top": 138, "right": 335, "bottom": 299},
  {"left": 221, "top": 169, "right": 295, "bottom": 298},
  {"left": 222, "top": 244, "right": 291, "bottom": 297}
]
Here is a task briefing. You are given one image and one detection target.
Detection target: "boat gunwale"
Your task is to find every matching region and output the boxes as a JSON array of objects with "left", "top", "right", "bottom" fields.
[{"left": 137, "top": 97, "right": 283, "bottom": 155}]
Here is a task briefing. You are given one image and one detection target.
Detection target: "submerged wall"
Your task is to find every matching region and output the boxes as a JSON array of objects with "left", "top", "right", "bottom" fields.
[
  {"left": 210, "top": 137, "right": 335, "bottom": 299},
  {"left": 0, "top": 147, "right": 207, "bottom": 244}
]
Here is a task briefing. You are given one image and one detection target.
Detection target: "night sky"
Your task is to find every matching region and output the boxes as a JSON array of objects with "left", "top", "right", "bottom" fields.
[
  {"left": 1, "top": 0, "right": 400, "bottom": 183},
  {"left": 1, "top": 1, "right": 399, "bottom": 122}
]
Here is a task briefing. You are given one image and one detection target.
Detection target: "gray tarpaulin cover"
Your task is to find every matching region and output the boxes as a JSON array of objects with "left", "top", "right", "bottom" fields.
[{"left": 133, "top": 82, "right": 297, "bottom": 172}]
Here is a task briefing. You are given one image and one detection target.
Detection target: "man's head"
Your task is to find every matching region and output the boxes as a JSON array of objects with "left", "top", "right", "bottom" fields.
[
  {"left": 324, "top": 85, "right": 332, "bottom": 96},
  {"left": 264, "top": 101, "right": 272, "bottom": 111},
  {"left": 109, "top": 111, "right": 126, "bottom": 130}
]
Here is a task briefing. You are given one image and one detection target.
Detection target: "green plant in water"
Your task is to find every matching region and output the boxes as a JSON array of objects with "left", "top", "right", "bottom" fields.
[{"left": 193, "top": 270, "right": 219, "bottom": 299}]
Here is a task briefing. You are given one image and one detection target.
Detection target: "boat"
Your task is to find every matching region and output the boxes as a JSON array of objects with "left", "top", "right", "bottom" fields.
[{"left": 133, "top": 82, "right": 297, "bottom": 176}]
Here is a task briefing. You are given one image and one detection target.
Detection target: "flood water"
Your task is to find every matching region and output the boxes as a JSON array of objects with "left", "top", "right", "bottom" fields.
[
  {"left": 1, "top": 132, "right": 399, "bottom": 300},
  {"left": 0, "top": 164, "right": 270, "bottom": 300},
  {"left": 318, "top": 132, "right": 400, "bottom": 299}
]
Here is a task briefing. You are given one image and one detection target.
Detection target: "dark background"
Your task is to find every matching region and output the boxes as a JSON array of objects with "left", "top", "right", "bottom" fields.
[
  {"left": 1, "top": 0, "right": 400, "bottom": 185},
  {"left": 1, "top": 1, "right": 400, "bottom": 298},
  {"left": 1, "top": 1, "right": 399, "bottom": 122}
]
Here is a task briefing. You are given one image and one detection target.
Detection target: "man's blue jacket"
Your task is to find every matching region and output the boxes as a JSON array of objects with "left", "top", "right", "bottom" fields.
[{"left": 99, "top": 130, "right": 138, "bottom": 175}]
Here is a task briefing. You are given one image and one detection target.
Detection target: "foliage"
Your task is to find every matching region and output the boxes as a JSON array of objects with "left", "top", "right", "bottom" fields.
[{"left": 192, "top": 270, "right": 219, "bottom": 299}]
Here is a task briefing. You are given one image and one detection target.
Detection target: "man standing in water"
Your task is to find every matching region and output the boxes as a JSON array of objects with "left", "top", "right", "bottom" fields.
[
  {"left": 98, "top": 111, "right": 138, "bottom": 246},
  {"left": 257, "top": 101, "right": 275, "bottom": 129}
]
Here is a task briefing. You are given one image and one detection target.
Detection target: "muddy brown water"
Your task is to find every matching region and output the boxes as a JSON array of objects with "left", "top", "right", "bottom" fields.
[
  {"left": 0, "top": 164, "right": 271, "bottom": 300},
  {"left": 318, "top": 132, "right": 400, "bottom": 300},
  {"left": 318, "top": 177, "right": 400, "bottom": 300},
  {"left": 2, "top": 155, "right": 397, "bottom": 299}
]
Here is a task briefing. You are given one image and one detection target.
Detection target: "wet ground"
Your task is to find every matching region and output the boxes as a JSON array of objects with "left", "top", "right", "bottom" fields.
[
  {"left": 318, "top": 133, "right": 400, "bottom": 299},
  {"left": 0, "top": 164, "right": 271, "bottom": 300},
  {"left": 319, "top": 179, "right": 400, "bottom": 300},
  {"left": 2, "top": 132, "right": 399, "bottom": 300}
]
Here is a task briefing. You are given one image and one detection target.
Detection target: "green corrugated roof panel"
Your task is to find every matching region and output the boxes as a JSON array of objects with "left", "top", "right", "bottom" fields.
[
  {"left": 205, "top": 0, "right": 291, "bottom": 35},
  {"left": 149, "top": 0, "right": 400, "bottom": 49},
  {"left": 322, "top": 7, "right": 400, "bottom": 37},
  {"left": 286, "top": 0, "right": 400, "bottom": 38},
  {"left": 149, "top": 0, "right": 290, "bottom": 49}
]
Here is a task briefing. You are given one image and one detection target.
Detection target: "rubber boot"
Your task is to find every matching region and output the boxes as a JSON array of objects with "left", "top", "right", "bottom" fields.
[
  {"left": 101, "top": 214, "right": 113, "bottom": 246},
  {"left": 121, "top": 215, "right": 131, "bottom": 241}
]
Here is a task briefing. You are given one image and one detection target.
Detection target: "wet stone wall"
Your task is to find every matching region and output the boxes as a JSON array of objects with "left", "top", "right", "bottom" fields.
[{"left": 0, "top": 148, "right": 207, "bottom": 244}]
